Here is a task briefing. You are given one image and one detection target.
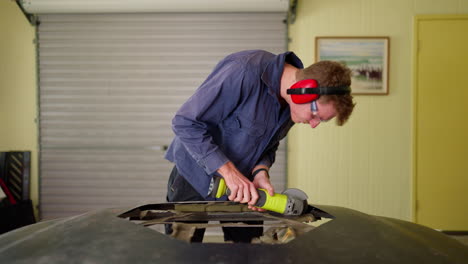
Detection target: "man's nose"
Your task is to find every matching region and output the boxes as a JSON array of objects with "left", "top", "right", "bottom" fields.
[{"left": 309, "top": 119, "right": 320, "bottom": 128}]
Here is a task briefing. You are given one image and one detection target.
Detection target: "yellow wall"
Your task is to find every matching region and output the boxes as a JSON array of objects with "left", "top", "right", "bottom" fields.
[
  {"left": 0, "top": 0, "right": 38, "bottom": 216},
  {"left": 288, "top": 0, "right": 468, "bottom": 221}
]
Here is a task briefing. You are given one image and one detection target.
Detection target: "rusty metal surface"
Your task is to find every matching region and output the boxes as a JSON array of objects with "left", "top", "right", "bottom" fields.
[{"left": 0, "top": 202, "right": 467, "bottom": 264}]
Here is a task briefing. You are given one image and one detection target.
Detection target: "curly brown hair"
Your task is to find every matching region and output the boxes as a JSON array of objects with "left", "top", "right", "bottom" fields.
[{"left": 296, "top": 61, "right": 356, "bottom": 125}]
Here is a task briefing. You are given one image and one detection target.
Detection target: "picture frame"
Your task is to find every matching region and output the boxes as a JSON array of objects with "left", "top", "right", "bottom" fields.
[{"left": 315, "top": 36, "right": 390, "bottom": 95}]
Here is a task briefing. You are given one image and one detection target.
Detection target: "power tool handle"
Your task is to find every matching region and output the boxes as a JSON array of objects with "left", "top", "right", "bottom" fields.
[
  {"left": 255, "top": 189, "right": 267, "bottom": 207},
  {"left": 225, "top": 187, "right": 267, "bottom": 207}
]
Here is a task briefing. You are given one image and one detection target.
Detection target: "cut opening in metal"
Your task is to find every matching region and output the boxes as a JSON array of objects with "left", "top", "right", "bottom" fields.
[{"left": 118, "top": 201, "right": 334, "bottom": 244}]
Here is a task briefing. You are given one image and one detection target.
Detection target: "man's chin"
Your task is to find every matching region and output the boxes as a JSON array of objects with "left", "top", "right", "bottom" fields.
[{"left": 292, "top": 118, "right": 306, "bottom": 124}]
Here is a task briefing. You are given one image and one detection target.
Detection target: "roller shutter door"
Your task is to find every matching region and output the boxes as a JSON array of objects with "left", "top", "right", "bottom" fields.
[{"left": 38, "top": 13, "right": 287, "bottom": 219}]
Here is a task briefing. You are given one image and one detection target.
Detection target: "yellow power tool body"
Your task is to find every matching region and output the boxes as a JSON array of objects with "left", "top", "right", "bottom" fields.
[{"left": 209, "top": 176, "right": 309, "bottom": 216}]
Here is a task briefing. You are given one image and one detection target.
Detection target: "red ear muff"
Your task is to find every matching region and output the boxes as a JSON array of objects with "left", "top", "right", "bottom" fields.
[
  {"left": 286, "top": 79, "right": 352, "bottom": 104},
  {"left": 287, "top": 79, "right": 320, "bottom": 104}
]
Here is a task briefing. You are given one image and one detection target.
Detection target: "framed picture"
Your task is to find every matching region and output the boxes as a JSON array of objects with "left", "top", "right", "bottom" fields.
[{"left": 315, "top": 36, "right": 390, "bottom": 95}]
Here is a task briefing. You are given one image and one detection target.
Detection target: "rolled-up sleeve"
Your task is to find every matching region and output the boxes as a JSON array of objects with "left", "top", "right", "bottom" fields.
[{"left": 172, "top": 60, "right": 246, "bottom": 175}]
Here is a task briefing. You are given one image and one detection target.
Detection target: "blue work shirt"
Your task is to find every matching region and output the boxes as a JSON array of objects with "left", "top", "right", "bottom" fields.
[{"left": 164, "top": 50, "right": 303, "bottom": 198}]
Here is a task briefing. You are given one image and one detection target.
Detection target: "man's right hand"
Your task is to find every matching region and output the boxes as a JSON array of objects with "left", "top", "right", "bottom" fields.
[{"left": 217, "top": 161, "right": 259, "bottom": 205}]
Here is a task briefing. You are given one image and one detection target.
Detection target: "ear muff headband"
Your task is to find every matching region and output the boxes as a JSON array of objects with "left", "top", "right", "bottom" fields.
[
  {"left": 287, "top": 87, "right": 351, "bottom": 95},
  {"left": 286, "top": 79, "right": 351, "bottom": 104}
]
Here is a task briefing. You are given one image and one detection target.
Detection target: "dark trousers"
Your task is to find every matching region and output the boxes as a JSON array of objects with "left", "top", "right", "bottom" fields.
[{"left": 165, "top": 166, "right": 263, "bottom": 243}]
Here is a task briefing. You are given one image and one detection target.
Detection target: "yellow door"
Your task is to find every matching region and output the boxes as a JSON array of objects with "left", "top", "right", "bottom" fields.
[{"left": 415, "top": 15, "right": 468, "bottom": 231}]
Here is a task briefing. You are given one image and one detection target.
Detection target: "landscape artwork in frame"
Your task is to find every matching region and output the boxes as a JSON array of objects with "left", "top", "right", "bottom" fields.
[{"left": 315, "top": 37, "right": 389, "bottom": 95}]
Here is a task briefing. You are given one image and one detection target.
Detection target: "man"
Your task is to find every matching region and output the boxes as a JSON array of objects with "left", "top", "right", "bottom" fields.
[{"left": 164, "top": 50, "right": 355, "bottom": 242}]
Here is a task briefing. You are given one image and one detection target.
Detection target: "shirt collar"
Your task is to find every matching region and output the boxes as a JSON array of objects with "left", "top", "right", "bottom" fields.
[{"left": 261, "top": 51, "right": 304, "bottom": 96}]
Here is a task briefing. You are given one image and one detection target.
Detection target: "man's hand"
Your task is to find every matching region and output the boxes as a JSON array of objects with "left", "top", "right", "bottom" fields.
[
  {"left": 249, "top": 166, "right": 274, "bottom": 211},
  {"left": 217, "top": 162, "right": 258, "bottom": 204}
]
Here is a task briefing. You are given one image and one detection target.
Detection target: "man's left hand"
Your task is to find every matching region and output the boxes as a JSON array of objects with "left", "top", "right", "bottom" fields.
[{"left": 249, "top": 167, "right": 274, "bottom": 212}]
